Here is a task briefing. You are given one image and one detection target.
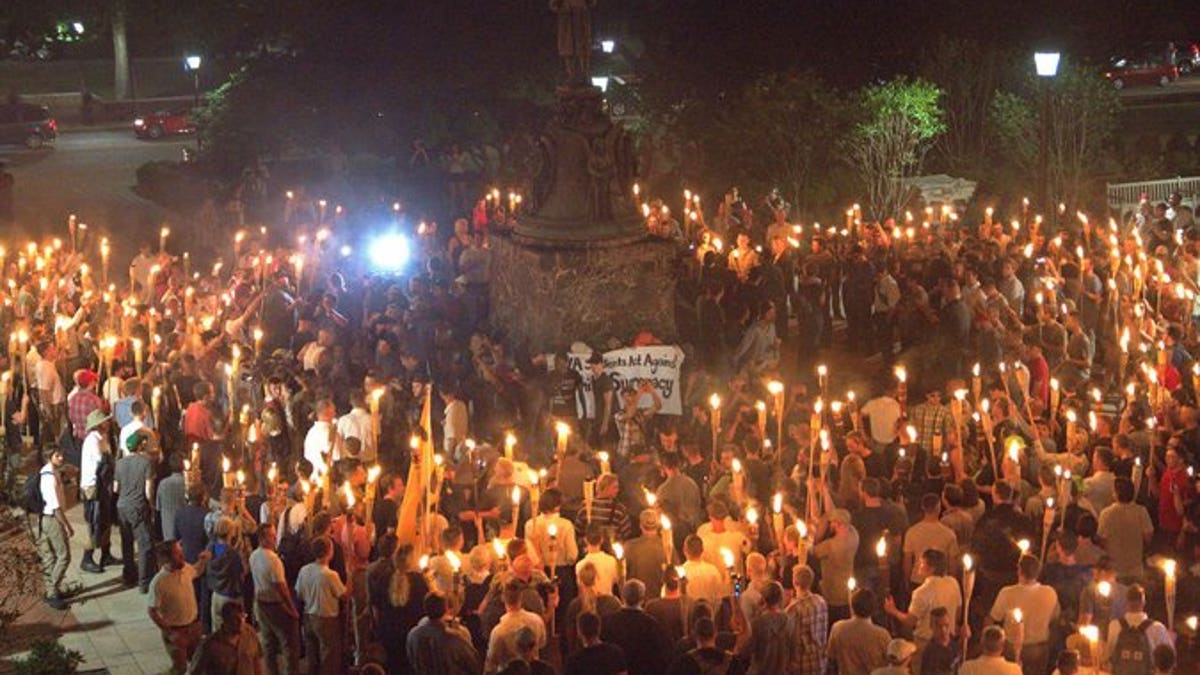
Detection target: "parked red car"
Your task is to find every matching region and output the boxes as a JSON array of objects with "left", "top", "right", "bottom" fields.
[
  {"left": 133, "top": 110, "right": 195, "bottom": 139},
  {"left": 1104, "top": 54, "right": 1179, "bottom": 89}
]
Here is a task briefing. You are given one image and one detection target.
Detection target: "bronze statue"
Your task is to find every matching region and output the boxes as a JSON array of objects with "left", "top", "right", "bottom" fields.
[{"left": 550, "top": 0, "right": 595, "bottom": 82}]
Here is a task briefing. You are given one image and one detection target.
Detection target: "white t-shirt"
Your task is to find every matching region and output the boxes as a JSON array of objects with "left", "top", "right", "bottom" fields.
[
  {"left": 903, "top": 521, "right": 959, "bottom": 583},
  {"left": 485, "top": 609, "right": 546, "bottom": 674},
  {"left": 909, "top": 575, "right": 962, "bottom": 640},
  {"left": 989, "top": 582, "right": 1061, "bottom": 644},
  {"left": 36, "top": 359, "right": 64, "bottom": 405},
  {"left": 576, "top": 551, "right": 620, "bottom": 596},
  {"left": 39, "top": 462, "right": 64, "bottom": 516},
  {"left": 102, "top": 376, "right": 124, "bottom": 406},
  {"left": 303, "top": 421, "right": 335, "bottom": 476},
  {"left": 148, "top": 564, "right": 200, "bottom": 627},
  {"left": 295, "top": 562, "right": 345, "bottom": 617},
  {"left": 443, "top": 399, "right": 468, "bottom": 453},
  {"left": 250, "top": 547, "right": 287, "bottom": 604},
  {"left": 119, "top": 419, "right": 145, "bottom": 458},
  {"left": 861, "top": 396, "right": 902, "bottom": 445},
  {"left": 959, "top": 655, "right": 1023, "bottom": 675},
  {"left": 80, "top": 431, "right": 104, "bottom": 490},
  {"left": 682, "top": 559, "right": 727, "bottom": 604},
  {"left": 700, "top": 528, "right": 750, "bottom": 576},
  {"left": 299, "top": 342, "right": 325, "bottom": 372},
  {"left": 336, "top": 407, "right": 374, "bottom": 462}
]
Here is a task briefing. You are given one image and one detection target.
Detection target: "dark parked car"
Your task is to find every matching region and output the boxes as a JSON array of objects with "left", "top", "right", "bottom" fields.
[
  {"left": 0, "top": 102, "right": 57, "bottom": 149},
  {"left": 1104, "top": 53, "right": 1179, "bottom": 89},
  {"left": 133, "top": 110, "right": 195, "bottom": 139}
]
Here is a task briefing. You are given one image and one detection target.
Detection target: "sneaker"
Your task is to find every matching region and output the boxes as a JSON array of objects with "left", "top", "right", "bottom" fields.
[
  {"left": 46, "top": 595, "right": 69, "bottom": 611},
  {"left": 99, "top": 553, "right": 123, "bottom": 566},
  {"left": 81, "top": 560, "right": 104, "bottom": 574}
]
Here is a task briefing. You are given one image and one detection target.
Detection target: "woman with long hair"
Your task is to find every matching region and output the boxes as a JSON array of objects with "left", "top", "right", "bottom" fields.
[
  {"left": 561, "top": 561, "right": 620, "bottom": 656},
  {"left": 371, "top": 544, "right": 429, "bottom": 674}
]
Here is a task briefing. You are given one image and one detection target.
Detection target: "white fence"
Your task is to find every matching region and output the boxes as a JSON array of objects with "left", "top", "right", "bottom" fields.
[{"left": 1107, "top": 176, "right": 1200, "bottom": 216}]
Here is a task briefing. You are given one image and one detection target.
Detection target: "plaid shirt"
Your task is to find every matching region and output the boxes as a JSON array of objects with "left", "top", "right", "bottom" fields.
[
  {"left": 786, "top": 591, "right": 828, "bottom": 675},
  {"left": 909, "top": 402, "right": 950, "bottom": 453},
  {"left": 615, "top": 408, "right": 649, "bottom": 458},
  {"left": 68, "top": 387, "right": 104, "bottom": 440}
]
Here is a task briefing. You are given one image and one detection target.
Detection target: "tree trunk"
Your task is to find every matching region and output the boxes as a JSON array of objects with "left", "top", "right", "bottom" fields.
[{"left": 112, "top": 0, "right": 131, "bottom": 100}]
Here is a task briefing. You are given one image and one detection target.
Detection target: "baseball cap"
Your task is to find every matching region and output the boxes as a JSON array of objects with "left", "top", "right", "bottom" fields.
[
  {"left": 887, "top": 639, "right": 916, "bottom": 663},
  {"left": 74, "top": 369, "right": 99, "bottom": 388}
]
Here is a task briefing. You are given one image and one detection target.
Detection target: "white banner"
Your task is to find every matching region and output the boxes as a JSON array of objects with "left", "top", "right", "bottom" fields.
[{"left": 567, "top": 345, "right": 686, "bottom": 418}]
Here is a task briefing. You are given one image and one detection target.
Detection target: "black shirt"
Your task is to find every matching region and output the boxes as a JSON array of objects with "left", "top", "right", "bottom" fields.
[
  {"left": 373, "top": 496, "right": 399, "bottom": 535},
  {"left": 851, "top": 502, "right": 908, "bottom": 575},
  {"left": 565, "top": 642, "right": 628, "bottom": 675},
  {"left": 860, "top": 450, "right": 888, "bottom": 480},
  {"left": 920, "top": 639, "right": 959, "bottom": 675},
  {"left": 665, "top": 648, "right": 746, "bottom": 675},
  {"left": 601, "top": 608, "right": 672, "bottom": 675},
  {"left": 971, "top": 503, "right": 1034, "bottom": 575},
  {"left": 550, "top": 369, "right": 583, "bottom": 420}
]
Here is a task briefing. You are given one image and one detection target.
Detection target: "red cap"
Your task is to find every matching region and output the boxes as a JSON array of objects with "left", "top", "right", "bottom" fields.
[{"left": 74, "top": 369, "right": 99, "bottom": 388}]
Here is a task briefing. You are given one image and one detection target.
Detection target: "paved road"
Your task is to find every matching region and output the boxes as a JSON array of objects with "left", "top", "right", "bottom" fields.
[{"left": 1, "top": 128, "right": 190, "bottom": 259}]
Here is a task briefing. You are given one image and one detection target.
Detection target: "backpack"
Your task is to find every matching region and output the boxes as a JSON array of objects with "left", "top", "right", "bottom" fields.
[
  {"left": 23, "top": 470, "right": 47, "bottom": 516},
  {"left": 277, "top": 506, "right": 313, "bottom": 586},
  {"left": 686, "top": 648, "right": 731, "bottom": 675},
  {"left": 1111, "top": 617, "right": 1154, "bottom": 675}
]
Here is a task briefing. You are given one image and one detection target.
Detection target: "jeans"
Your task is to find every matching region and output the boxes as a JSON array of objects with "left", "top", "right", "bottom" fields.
[
  {"left": 118, "top": 504, "right": 153, "bottom": 588},
  {"left": 83, "top": 496, "right": 112, "bottom": 551}
]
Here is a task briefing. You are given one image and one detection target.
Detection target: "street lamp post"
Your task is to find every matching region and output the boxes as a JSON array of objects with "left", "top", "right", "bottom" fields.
[
  {"left": 185, "top": 55, "right": 202, "bottom": 108},
  {"left": 185, "top": 55, "right": 202, "bottom": 153},
  {"left": 1034, "top": 51, "right": 1060, "bottom": 221}
]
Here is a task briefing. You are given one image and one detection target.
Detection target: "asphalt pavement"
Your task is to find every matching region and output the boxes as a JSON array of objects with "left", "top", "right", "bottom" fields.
[{"left": 1, "top": 128, "right": 191, "bottom": 263}]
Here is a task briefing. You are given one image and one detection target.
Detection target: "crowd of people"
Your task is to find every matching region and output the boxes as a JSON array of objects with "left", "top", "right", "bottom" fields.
[{"left": 14, "top": 185, "right": 1200, "bottom": 675}]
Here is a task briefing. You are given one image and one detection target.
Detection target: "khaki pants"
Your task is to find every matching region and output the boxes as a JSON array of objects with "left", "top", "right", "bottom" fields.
[
  {"left": 37, "top": 517, "right": 71, "bottom": 596},
  {"left": 303, "top": 613, "right": 343, "bottom": 675},
  {"left": 350, "top": 568, "right": 370, "bottom": 666},
  {"left": 255, "top": 601, "right": 300, "bottom": 675},
  {"left": 159, "top": 620, "right": 202, "bottom": 675},
  {"left": 211, "top": 593, "right": 237, "bottom": 633}
]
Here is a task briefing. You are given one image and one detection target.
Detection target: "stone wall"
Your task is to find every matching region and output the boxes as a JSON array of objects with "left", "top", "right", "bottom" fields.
[{"left": 489, "top": 234, "right": 679, "bottom": 354}]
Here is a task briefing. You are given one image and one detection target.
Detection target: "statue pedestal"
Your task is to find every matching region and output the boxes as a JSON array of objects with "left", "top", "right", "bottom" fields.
[{"left": 488, "top": 233, "right": 678, "bottom": 354}]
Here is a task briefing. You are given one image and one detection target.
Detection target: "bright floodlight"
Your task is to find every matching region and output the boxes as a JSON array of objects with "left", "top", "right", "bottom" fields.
[
  {"left": 185, "top": 55, "right": 202, "bottom": 71},
  {"left": 73, "top": 22, "right": 85, "bottom": 34},
  {"left": 1034, "top": 52, "right": 1060, "bottom": 77},
  {"left": 591, "top": 76, "right": 610, "bottom": 92},
  {"left": 600, "top": 39, "right": 615, "bottom": 54},
  {"left": 369, "top": 233, "right": 411, "bottom": 272}
]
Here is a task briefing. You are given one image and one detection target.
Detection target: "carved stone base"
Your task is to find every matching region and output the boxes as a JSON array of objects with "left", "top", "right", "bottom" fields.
[
  {"left": 488, "top": 233, "right": 678, "bottom": 354},
  {"left": 516, "top": 84, "right": 643, "bottom": 244}
]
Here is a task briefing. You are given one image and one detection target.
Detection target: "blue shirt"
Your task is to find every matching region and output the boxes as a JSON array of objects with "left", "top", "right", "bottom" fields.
[{"left": 114, "top": 395, "right": 154, "bottom": 430}]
